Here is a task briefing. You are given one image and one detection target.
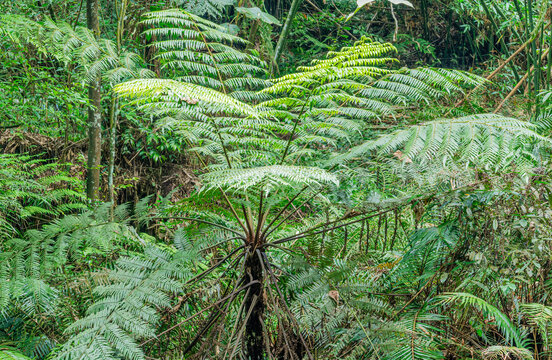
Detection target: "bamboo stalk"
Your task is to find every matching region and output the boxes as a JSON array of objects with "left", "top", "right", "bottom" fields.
[
  {"left": 274, "top": 0, "right": 303, "bottom": 65},
  {"left": 451, "top": 25, "right": 549, "bottom": 112},
  {"left": 494, "top": 47, "right": 550, "bottom": 113}
]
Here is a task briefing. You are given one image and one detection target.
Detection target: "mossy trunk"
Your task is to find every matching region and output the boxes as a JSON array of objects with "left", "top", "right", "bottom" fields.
[{"left": 244, "top": 250, "right": 265, "bottom": 360}]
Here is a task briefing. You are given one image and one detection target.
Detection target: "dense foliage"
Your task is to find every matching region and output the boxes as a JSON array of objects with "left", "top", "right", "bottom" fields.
[{"left": 2, "top": 1, "right": 552, "bottom": 360}]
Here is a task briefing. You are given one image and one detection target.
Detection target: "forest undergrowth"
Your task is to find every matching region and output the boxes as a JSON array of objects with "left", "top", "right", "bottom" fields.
[{"left": 2, "top": 1, "right": 552, "bottom": 359}]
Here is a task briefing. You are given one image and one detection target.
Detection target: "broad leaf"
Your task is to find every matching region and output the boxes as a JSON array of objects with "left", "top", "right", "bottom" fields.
[
  {"left": 236, "top": 7, "right": 281, "bottom": 25},
  {"left": 348, "top": 0, "right": 414, "bottom": 21}
]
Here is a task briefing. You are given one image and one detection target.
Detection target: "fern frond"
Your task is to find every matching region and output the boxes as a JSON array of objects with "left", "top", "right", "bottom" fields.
[
  {"left": 201, "top": 165, "right": 339, "bottom": 192},
  {"left": 440, "top": 292, "right": 528, "bottom": 348},
  {"left": 334, "top": 114, "right": 550, "bottom": 172},
  {"left": 482, "top": 346, "right": 533, "bottom": 360}
]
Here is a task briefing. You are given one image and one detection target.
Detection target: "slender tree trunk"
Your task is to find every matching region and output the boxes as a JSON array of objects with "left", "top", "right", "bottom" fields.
[
  {"left": 86, "top": 0, "right": 102, "bottom": 201},
  {"left": 108, "top": 0, "right": 127, "bottom": 205},
  {"left": 274, "top": 0, "right": 303, "bottom": 65},
  {"left": 108, "top": 98, "right": 118, "bottom": 204},
  {"left": 247, "top": 20, "right": 260, "bottom": 50},
  {"left": 420, "top": 0, "right": 429, "bottom": 39},
  {"left": 244, "top": 250, "right": 265, "bottom": 360}
]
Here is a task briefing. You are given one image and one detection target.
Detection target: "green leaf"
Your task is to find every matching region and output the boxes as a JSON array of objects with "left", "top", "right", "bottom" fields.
[
  {"left": 0, "top": 349, "right": 32, "bottom": 360},
  {"left": 347, "top": 0, "right": 414, "bottom": 21},
  {"left": 236, "top": 7, "right": 281, "bottom": 25}
]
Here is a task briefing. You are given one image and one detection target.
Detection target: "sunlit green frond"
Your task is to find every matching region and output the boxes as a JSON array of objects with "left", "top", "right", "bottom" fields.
[
  {"left": 0, "top": 348, "right": 32, "bottom": 360},
  {"left": 201, "top": 165, "right": 339, "bottom": 192},
  {"left": 114, "top": 79, "right": 258, "bottom": 118}
]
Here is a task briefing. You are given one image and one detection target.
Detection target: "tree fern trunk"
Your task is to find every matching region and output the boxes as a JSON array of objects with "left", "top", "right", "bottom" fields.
[{"left": 244, "top": 250, "right": 265, "bottom": 360}]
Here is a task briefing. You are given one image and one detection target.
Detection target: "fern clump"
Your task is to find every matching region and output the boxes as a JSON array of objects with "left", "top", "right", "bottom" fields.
[
  {"left": 0, "top": 154, "right": 85, "bottom": 238},
  {"left": 0, "top": 15, "right": 154, "bottom": 85}
]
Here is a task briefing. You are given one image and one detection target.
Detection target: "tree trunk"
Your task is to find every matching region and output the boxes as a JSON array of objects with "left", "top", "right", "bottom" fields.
[
  {"left": 244, "top": 250, "right": 265, "bottom": 360},
  {"left": 108, "top": 0, "right": 127, "bottom": 206},
  {"left": 107, "top": 98, "right": 117, "bottom": 205},
  {"left": 274, "top": 0, "right": 303, "bottom": 65},
  {"left": 247, "top": 20, "right": 260, "bottom": 50},
  {"left": 86, "top": 0, "right": 102, "bottom": 201}
]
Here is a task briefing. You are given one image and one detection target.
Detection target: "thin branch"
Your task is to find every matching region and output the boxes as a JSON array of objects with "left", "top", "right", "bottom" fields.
[
  {"left": 267, "top": 207, "right": 398, "bottom": 247},
  {"left": 280, "top": 93, "right": 311, "bottom": 165},
  {"left": 261, "top": 185, "right": 310, "bottom": 239}
]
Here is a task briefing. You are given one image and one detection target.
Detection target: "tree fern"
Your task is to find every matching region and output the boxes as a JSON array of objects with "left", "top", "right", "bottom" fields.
[{"left": 45, "top": 17, "right": 552, "bottom": 360}]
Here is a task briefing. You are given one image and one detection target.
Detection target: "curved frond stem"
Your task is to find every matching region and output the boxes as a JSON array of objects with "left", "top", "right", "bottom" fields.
[
  {"left": 261, "top": 185, "right": 309, "bottom": 239},
  {"left": 254, "top": 190, "right": 266, "bottom": 244},
  {"left": 182, "top": 271, "right": 251, "bottom": 358},
  {"left": 223, "top": 287, "right": 252, "bottom": 358},
  {"left": 223, "top": 191, "right": 249, "bottom": 234},
  {"left": 201, "top": 237, "right": 246, "bottom": 252},
  {"left": 184, "top": 245, "right": 246, "bottom": 285},
  {"left": 242, "top": 203, "right": 254, "bottom": 241},
  {"left": 140, "top": 279, "right": 260, "bottom": 346}
]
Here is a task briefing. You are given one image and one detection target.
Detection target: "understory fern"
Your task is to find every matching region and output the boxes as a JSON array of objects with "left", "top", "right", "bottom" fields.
[
  {"left": 0, "top": 154, "right": 85, "bottom": 239},
  {"left": 0, "top": 203, "right": 148, "bottom": 319},
  {"left": 56, "top": 246, "right": 184, "bottom": 360},
  {"left": 439, "top": 292, "right": 529, "bottom": 349},
  {"left": 1, "top": 15, "right": 155, "bottom": 85}
]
